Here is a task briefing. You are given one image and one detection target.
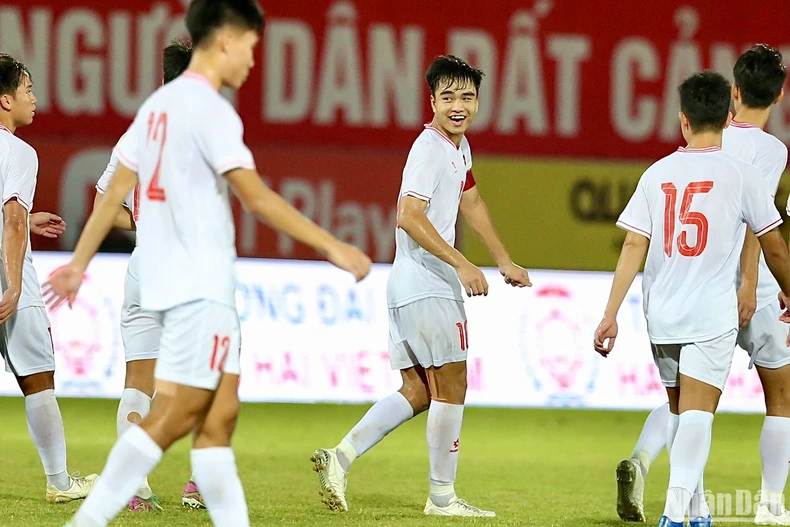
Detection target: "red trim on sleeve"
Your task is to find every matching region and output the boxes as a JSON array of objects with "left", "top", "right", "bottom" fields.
[
  {"left": 116, "top": 149, "right": 138, "bottom": 171},
  {"left": 402, "top": 190, "right": 431, "bottom": 202},
  {"left": 463, "top": 170, "right": 476, "bottom": 191},
  {"left": 4, "top": 193, "right": 30, "bottom": 211},
  {"left": 755, "top": 218, "right": 783, "bottom": 236},
  {"left": 95, "top": 184, "right": 106, "bottom": 194},
  {"left": 616, "top": 220, "right": 651, "bottom": 238}
]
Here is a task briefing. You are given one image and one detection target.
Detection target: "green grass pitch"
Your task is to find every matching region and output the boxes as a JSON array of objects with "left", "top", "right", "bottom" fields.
[{"left": 0, "top": 397, "right": 767, "bottom": 526}]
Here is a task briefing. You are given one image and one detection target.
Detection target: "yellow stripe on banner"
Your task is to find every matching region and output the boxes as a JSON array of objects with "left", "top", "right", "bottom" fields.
[{"left": 460, "top": 157, "right": 790, "bottom": 272}]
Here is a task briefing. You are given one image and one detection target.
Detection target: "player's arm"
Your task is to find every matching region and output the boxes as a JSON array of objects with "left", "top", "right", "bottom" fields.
[
  {"left": 71, "top": 163, "right": 138, "bottom": 271},
  {"left": 604, "top": 232, "right": 649, "bottom": 318},
  {"left": 460, "top": 185, "right": 530, "bottom": 287},
  {"left": 93, "top": 190, "right": 135, "bottom": 231},
  {"left": 0, "top": 199, "right": 28, "bottom": 323},
  {"left": 737, "top": 230, "right": 760, "bottom": 327},
  {"left": 757, "top": 229, "right": 790, "bottom": 302},
  {"left": 225, "top": 169, "right": 369, "bottom": 281}
]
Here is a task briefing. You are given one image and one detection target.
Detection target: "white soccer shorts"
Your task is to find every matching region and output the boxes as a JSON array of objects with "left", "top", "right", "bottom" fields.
[
  {"left": 1, "top": 306, "right": 55, "bottom": 377},
  {"left": 154, "top": 299, "right": 241, "bottom": 390},
  {"left": 651, "top": 329, "right": 737, "bottom": 391},
  {"left": 737, "top": 300, "right": 790, "bottom": 369},
  {"left": 388, "top": 297, "right": 469, "bottom": 370},
  {"left": 121, "top": 254, "right": 160, "bottom": 362}
]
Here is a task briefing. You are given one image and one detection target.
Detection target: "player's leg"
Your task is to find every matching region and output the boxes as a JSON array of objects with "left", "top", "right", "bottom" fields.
[
  {"left": 743, "top": 304, "right": 790, "bottom": 524},
  {"left": 189, "top": 373, "right": 248, "bottom": 527},
  {"left": 116, "top": 267, "right": 164, "bottom": 511},
  {"left": 661, "top": 331, "right": 735, "bottom": 527},
  {"left": 419, "top": 298, "right": 494, "bottom": 517},
  {"left": 3, "top": 307, "right": 99, "bottom": 503},
  {"left": 66, "top": 300, "right": 240, "bottom": 527},
  {"left": 311, "top": 306, "right": 430, "bottom": 512},
  {"left": 617, "top": 402, "right": 670, "bottom": 522}
]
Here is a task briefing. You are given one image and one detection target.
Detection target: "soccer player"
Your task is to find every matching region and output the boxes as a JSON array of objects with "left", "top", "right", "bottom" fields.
[
  {"left": 310, "top": 55, "right": 531, "bottom": 517},
  {"left": 594, "top": 71, "right": 790, "bottom": 527},
  {"left": 615, "top": 46, "right": 790, "bottom": 526},
  {"left": 0, "top": 53, "right": 98, "bottom": 504},
  {"left": 93, "top": 38, "right": 202, "bottom": 513},
  {"left": 45, "top": 1, "right": 371, "bottom": 526}
]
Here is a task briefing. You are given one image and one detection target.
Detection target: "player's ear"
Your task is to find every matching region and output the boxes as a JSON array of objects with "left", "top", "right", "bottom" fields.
[
  {"left": 775, "top": 88, "right": 785, "bottom": 105},
  {"left": 430, "top": 94, "right": 436, "bottom": 114},
  {"left": 724, "top": 111, "right": 733, "bottom": 129},
  {"left": 0, "top": 94, "right": 11, "bottom": 112},
  {"left": 731, "top": 84, "right": 739, "bottom": 101}
]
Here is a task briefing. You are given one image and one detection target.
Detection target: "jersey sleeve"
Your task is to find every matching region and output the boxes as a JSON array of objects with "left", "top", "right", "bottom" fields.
[
  {"left": 116, "top": 118, "right": 142, "bottom": 173},
  {"left": 400, "top": 140, "right": 442, "bottom": 202},
  {"left": 616, "top": 178, "right": 652, "bottom": 239},
  {"left": 3, "top": 144, "right": 38, "bottom": 212},
  {"left": 754, "top": 141, "right": 788, "bottom": 197},
  {"left": 95, "top": 149, "right": 119, "bottom": 194},
  {"left": 742, "top": 166, "right": 782, "bottom": 236},
  {"left": 195, "top": 104, "right": 256, "bottom": 176}
]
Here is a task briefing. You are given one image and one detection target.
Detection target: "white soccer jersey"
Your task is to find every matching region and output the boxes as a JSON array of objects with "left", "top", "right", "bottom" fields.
[
  {"left": 617, "top": 146, "right": 781, "bottom": 344},
  {"left": 0, "top": 124, "right": 44, "bottom": 310},
  {"left": 723, "top": 121, "right": 789, "bottom": 310},
  {"left": 96, "top": 133, "right": 136, "bottom": 214},
  {"left": 386, "top": 125, "right": 476, "bottom": 308},
  {"left": 116, "top": 71, "right": 255, "bottom": 312}
]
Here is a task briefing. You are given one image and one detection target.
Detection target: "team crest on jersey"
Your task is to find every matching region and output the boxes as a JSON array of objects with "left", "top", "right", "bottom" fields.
[
  {"left": 46, "top": 272, "right": 120, "bottom": 395},
  {"left": 518, "top": 284, "right": 600, "bottom": 407}
]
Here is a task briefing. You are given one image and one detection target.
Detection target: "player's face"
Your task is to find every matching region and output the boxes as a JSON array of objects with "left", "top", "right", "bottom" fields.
[
  {"left": 430, "top": 79, "right": 479, "bottom": 137},
  {"left": 221, "top": 29, "right": 259, "bottom": 90},
  {"left": 11, "top": 75, "right": 36, "bottom": 127}
]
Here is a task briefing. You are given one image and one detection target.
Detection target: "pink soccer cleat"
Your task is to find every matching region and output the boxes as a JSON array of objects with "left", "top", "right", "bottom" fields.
[{"left": 182, "top": 480, "right": 206, "bottom": 510}]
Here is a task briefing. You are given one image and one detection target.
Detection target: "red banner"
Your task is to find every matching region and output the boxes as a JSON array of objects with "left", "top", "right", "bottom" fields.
[
  {"left": 3, "top": 0, "right": 790, "bottom": 160},
  {"left": 29, "top": 139, "right": 400, "bottom": 261}
]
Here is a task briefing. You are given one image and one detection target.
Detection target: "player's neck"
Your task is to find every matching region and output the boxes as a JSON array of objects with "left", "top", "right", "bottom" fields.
[
  {"left": 0, "top": 115, "right": 15, "bottom": 134},
  {"left": 428, "top": 119, "right": 463, "bottom": 148},
  {"left": 184, "top": 52, "right": 224, "bottom": 92},
  {"left": 685, "top": 131, "right": 722, "bottom": 150},
  {"left": 732, "top": 106, "right": 771, "bottom": 130}
]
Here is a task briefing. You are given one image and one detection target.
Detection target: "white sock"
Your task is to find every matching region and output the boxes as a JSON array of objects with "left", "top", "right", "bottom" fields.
[
  {"left": 663, "top": 410, "right": 714, "bottom": 522},
  {"left": 427, "top": 401, "right": 464, "bottom": 507},
  {"left": 666, "top": 411, "right": 680, "bottom": 453},
  {"left": 760, "top": 416, "right": 790, "bottom": 515},
  {"left": 72, "top": 426, "right": 162, "bottom": 527},
  {"left": 631, "top": 403, "right": 669, "bottom": 477},
  {"left": 191, "top": 448, "right": 250, "bottom": 527},
  {"left": 26, "top": 389, "right": 70, "bottom": 490},
  {"left": 336, "top": 392, "right": 414, "bottom": 471},
  {"left": 116, "top": 388, "right": 153, "bottom": 498},
  {"left": 690, "top": 474, "right": 710, "bottom": 518}
]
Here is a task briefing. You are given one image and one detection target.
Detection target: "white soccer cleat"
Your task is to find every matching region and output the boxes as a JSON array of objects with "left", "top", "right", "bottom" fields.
[
  {"left": 311, "top": 448, "right": 348, "bottom": 512},
  {"left": 616, "top": 458, "right": 646, "bottom": 522},
  {"left": 46, "top": 473, "right": 99, "bottom": 504},
  {"left": 755, "top": 503, "right": 790, "bottom": 525},
  {"left": 424, "top": 496, "right": 496, "bottom": 517}
]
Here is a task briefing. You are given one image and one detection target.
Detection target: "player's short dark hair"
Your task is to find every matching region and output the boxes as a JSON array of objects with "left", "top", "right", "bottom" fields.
[
  {"left": 186, "top": 0, "right": 264, "bottom": 48},
  {"left": 163, "top": 38, "right": 193, "bottom": 84},
  {"left": 733, "top": 44, "right": 786, "bottom": 109},
  {"left": 426, "top": 55, "right": 485, "bottom": 96},
  {"left": 0, "top": 54, "right": 31, "bottom": 97},
  {"left": 678, "top": 72, "right": 731, "bottom": 133}
]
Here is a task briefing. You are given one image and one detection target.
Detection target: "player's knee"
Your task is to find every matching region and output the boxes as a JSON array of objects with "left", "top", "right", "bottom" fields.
[
  {"left": 17, "top": 371, "right": 55, "bottom": 396},
  {"left": 196, "top": 410, "right": 238, "bottom": 447}
]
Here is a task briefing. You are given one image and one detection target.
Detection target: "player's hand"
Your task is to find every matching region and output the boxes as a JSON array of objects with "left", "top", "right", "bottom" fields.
[
  {"left": 593, "top": 314, "right": 618, "bottom": 357},
  {"left": 326, "top": 241, "right": 371, "bottom": 282},
  {"left": 0, "top": 286, "right": 21, "bottom": 325},
  {"left": 499, "top": 262, "right": 532, "bottom": 288},
  {"left": 779, "top": 292, "right": 790, "bottom": 324},
  {"left": 737, "top": 283, "right": 757, "bottom": 328},
  {"left": 42, "top": 263, "right": 84, "bottom": 310},
  {"left": 30, "top": 212, "right": 66, "bottom": 239},
  {"left": 456, "top": 261, "right": 488, "bottom": 297}
]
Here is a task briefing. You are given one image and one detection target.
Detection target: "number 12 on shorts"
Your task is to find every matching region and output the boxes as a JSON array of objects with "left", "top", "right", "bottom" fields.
[
  {"left": 210, "top": 335, "right": 231, "bottom": 372},
  {"left": 456, "top": 321, "right": 469, "bottom": 351}
]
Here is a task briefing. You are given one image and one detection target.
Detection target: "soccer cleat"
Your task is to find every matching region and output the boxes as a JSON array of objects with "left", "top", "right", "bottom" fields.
[
  {"left": 755, "top": 503, "right": 790, "bottom": 525},
  {"left": 182, "top": 480, "right": 206, "bottom": 510},
  {"left": 617, "top": 458, "right": 646, "bottom": 522},
  {"left": 311, "top": 448, "right": 348, "bottom": 512},
  {"left": 424, "top": 496, "right": 496, "bottom": 517},
  {"left": 658, "top": 516, "right": 684, "bottom": 527},
  {"left": 129, "top": 494, "right": 164, "bottom": 512},
  {"left": 690, "top": 515, "right": 713, "bottom": 527},
  {"left": 46, "top": 473, "right": 99, "bottom": 504}
]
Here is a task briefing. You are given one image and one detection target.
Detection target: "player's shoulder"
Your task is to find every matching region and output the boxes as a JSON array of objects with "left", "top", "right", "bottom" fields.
[
  {"left": 760, "top": 130, "right": 788, "bottom": 160},
  {"left": 408, "top": 128, "right": 447, "bottom": 157},
  {"left": 2, "top": 133, "right": 37, "bottom": 162}
]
